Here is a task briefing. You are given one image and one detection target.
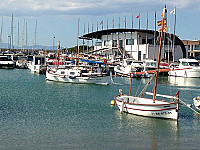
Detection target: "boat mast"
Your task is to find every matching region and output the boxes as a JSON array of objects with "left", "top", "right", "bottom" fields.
[
  {"left": 153, "top": 5, "right": 167, "bottom": 102},
  {"left": 56, "top": 41, "right": 60, "bottom": 70},
  {"left": 76, "top": 18, "right": 80, "bottom": 67}
]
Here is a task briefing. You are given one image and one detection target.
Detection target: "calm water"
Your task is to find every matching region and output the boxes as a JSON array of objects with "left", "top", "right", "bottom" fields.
[{"left": 0, "top": 69, "right": 200, "bottom": 150}]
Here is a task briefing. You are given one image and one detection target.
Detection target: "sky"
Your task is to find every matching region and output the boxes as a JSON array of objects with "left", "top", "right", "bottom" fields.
[{"left": 0, "top": 0, "right": 200, "bottom": 49}]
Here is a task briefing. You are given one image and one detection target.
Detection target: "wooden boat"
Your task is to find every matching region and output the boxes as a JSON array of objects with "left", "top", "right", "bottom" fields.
[
  {"left": 193, "top": 97, "right": 200, "bottom": 111},
  {"left": 114, "top": 6, "right": 180, "bottom": 120}
]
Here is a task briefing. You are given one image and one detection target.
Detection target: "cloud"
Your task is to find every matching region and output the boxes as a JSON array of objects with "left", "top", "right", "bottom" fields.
[{"left": 0, "top": 0, "right": 199, "bottom": 17}]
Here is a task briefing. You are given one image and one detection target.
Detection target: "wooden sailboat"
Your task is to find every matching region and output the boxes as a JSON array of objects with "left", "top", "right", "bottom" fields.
[{"left": 114, "top": 6, "right": 180, "bottom": 120}]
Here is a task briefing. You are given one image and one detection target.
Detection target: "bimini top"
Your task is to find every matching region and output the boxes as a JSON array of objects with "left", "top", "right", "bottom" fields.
[{"left": 79, "top": 28, "right": 186, "bottom": 58}]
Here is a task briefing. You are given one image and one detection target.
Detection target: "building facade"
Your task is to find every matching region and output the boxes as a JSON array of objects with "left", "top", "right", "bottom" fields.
[{"left": 80, "top": 29, "right": 186, "bottom": 62}]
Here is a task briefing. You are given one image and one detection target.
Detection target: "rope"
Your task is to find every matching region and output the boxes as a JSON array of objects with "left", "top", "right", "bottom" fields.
[
  {"left": 135, "top": 74, "right": 144, "bottom": 96},
  {"left": 179, "top": 99, "right": 200, "bottom": 115},
  {"left": 138, "top": 73, "right": 155, "bottom": 97}
]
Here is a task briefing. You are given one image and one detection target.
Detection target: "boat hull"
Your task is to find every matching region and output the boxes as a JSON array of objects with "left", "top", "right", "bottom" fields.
[
  {"left": 193, "top": 97, "right": 200, "bottom": 111},
  {"left": 115, "top": 95, "right": 178, "bottom": 120},
  {"left": 46, "top": 70, "right": 111, "bottom": 85},
  {"left": 169, "top": 68, "right": 200, "bottom": 78}
]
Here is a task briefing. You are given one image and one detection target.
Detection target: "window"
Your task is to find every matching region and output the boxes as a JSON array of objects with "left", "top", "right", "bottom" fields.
[
  {"left": 195, "top": 45, "right": 200, "bottom": 50},
  {"left": 182, "top": 62, "right": 189, "bottom": 66},
  {"left": 126, "top": 39, "right": 134, "bottom": 45},
  {"left": 104, "top": 40, "right": 111, "bottom": 46},
  {"left": 70, "top": 72, "right": 75, "bottom": 75},
  {"left": 112, "top": 40, "right": 117, "bottom": 47}
]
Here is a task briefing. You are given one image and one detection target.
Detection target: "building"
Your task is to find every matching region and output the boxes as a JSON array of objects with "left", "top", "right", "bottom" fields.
[
  {"left": 182, "top": 40, "right": 200, "bottom": 59},
  {"left": 79, "top": 29, "right": 186, "bottom": 62}
]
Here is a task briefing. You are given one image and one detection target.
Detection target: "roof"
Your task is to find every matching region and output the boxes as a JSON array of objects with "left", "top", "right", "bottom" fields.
[{"left": 79, "top": 28, "right": 186, "bottom": 58}]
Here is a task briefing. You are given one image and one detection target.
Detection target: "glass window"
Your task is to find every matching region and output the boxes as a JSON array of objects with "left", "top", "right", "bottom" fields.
[
  {"left": 182, "top": 62, "right": 189, "bottom": 66},
  {"left": 126, "top": 39, "right": 134, "bottom": 45},
  {"left": 189, "top": 62, "right": 199, "bottom": 66},
  {"left": 112, "top": 40, "right": 117, "bottom": 47},
  {"left": 195, "top": 45, "right": 200, "bottom": 50},
  {"left": 104, "top": 40, "right": 111, "bottom": 46}
]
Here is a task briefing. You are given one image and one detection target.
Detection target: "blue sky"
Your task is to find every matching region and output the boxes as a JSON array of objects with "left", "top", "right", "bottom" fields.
[{"left": 0, "top": 0, "right": 199, "bottom": 49}]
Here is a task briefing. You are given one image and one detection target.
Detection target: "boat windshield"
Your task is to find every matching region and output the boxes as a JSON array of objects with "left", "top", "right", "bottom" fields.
[{"left": 189, "top": 62, "right": 199, "bottom": 66}]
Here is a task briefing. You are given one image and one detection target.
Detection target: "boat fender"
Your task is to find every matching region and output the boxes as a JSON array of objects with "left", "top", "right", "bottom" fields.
[
  {"left": 69, "top": 76, "right": 76, "bottom": 79},
  {"left": 110, "top": 100, "right": 115, "bottom": 105}
]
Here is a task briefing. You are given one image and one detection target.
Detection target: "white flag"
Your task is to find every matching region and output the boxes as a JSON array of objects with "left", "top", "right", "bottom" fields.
[{"left": 170, "top": 8, "right": 175, "bottom": 14}]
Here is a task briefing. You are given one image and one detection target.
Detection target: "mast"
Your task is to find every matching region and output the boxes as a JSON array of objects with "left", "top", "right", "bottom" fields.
[
  {"left": 34, "top": 19, "right": 37, "bottom": 51},
  {"left": 172, "top": 7, "right": 176, "bottom": 61},
  {"left": 77, "top": 18, "right": 80, "bottom": 67},
  {"left": 0, "top": 17, "right": 3, "bottom": 51},
  {"left": 11, "top": 14, "right": 13, "bottom": 50},
  {"left": 153, "top": 5, "right": 167, "bottom": 102},
  {"left": 56, "top": 41, "right": 60, "bottom": 70}
]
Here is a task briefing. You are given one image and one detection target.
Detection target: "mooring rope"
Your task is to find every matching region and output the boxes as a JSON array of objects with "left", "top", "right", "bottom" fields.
[{"left": 179, "top": 99, "right": 200, "bottom": 115}]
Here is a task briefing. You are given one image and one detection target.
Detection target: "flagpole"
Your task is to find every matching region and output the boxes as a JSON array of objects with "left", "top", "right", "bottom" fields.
[
  {"left": 139, "top": 13, "right": 140, "bottom": 30},
  {"left": 131, "top": 14, "right": 133, "bottom": 56},
  {"left": 146, "top": 12, "right": 148, "bottom": 59},
  {"left": 173, "top": 7, "right": 176, "bottom": 61},
  {"left": 124, "top": 16, "right": 126, "bottom": 29},
  {"left": 154, "top": 11, "right": 156, "bottom": 60}
]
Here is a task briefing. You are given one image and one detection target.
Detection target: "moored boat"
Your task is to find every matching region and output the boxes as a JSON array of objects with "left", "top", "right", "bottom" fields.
[
  {"left": 0, "top": 55, "right": 15, "bottom": 69},
  {"left": 46, "top": 42, "right": 112, "bottom": 85},
  {"left": 169, "top": 58, "right": 200, "bottom": 78},
  {"left": 193, "top": 97, "right": 200, "bottom": 111},
  {"left": 115, "top": 91, "right": 179, "bottom": 120},
  {"left": 113, "top": 5, "right": 180, "bottom": 120}
]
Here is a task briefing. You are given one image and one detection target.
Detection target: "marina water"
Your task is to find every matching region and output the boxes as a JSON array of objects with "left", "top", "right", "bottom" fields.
[{"left": 1, "top": 69, "right": 200, "bottom": 149}]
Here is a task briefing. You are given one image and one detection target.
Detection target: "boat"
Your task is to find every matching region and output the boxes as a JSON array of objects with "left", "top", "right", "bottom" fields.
[
  {"left": 168, "top": 58, "right": 200, "bottom": 78},
  {"left": 114, "top": 6, "right": 180, "bottom": 120},
  {"left": 114, "top": 58, "right": 143, "bottom": 78},
  {"left": 46, "top": 42, "right": 112, "bottom": 85},
  {"left": 0, "top": 55, "right": 15, "bottom": 69},
  {"left": 193, "top": 97, "right": 200, "bottom": 111}
]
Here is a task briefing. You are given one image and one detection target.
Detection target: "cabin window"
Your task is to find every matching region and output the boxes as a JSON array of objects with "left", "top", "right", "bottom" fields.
[
  {"left": 126, "top": 39, "right": 134, "bottom": 45},
  {"left": 182, "top": 62, "right": 189, "bottom": 66},
  {"left": 70, "top": 72, "right": 75, "bottom": 75},
  {"left": 61, "top": 71, "right": 65, "bottom": 74},
  {"left": 189, "top": 62, "right": 199, "bottom": 66}
]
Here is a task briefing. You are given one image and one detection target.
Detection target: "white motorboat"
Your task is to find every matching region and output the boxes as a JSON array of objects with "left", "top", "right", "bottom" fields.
[
  {"left": 193, "top": 97, "right": 200, "bottom": 111},
  {"left": 114, "top": 58, "right": 145, "bottom": 78},
  {"left": 0, "top": 55, "right": 15, "bottom": 69},
  {"left": 169, "top": 58, "right": 200, "bottom": 78},
  {"left": 46, "top": 66, "right": 112, "bottom": 85},
  {"left": 114, "top": 6, "right": 180, "bottom": 120}
]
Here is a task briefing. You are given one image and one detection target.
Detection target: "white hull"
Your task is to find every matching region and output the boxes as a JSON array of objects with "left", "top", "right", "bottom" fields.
[
  {"left": 169, "top": 68, "right": 200, "bottom": 78},
  {"left": 115, "top": 95, "right": 178, "bottom": 120},
  {"left": 193, "top": 97, "right": 200, "bottom": 111},
  {"left": 46, "top": 70, "right": 111, "bottom": 85}
]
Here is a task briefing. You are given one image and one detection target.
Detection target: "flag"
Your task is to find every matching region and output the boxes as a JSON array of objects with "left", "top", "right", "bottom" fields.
[
  {"left": 157, "top": 19, "right": 166, "bottom": 26},
  {"left": 170, "top": 8, "right": 175, "bottom": 14},
  {"left": 100, "top": 21, "right": 103, "bottom": 25},
  {"left": 136, "top": 14, "right": 140, "bottom": 18},
  {"left": 158, "top": 26, "right": 167, "bottom": 32}
]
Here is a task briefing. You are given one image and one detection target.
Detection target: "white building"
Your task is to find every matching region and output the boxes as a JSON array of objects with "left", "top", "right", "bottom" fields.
[{"left": 79, "top": 29, "right": 186, "bottom": 62}]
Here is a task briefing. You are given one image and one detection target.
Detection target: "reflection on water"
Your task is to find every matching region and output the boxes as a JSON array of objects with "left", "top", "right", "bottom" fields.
[
  {"left": 168, "top": 76, "right": 200, "bottom": 87},
  {"left": 114, "top": 111, "right": 179, "bottom": 150}
]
